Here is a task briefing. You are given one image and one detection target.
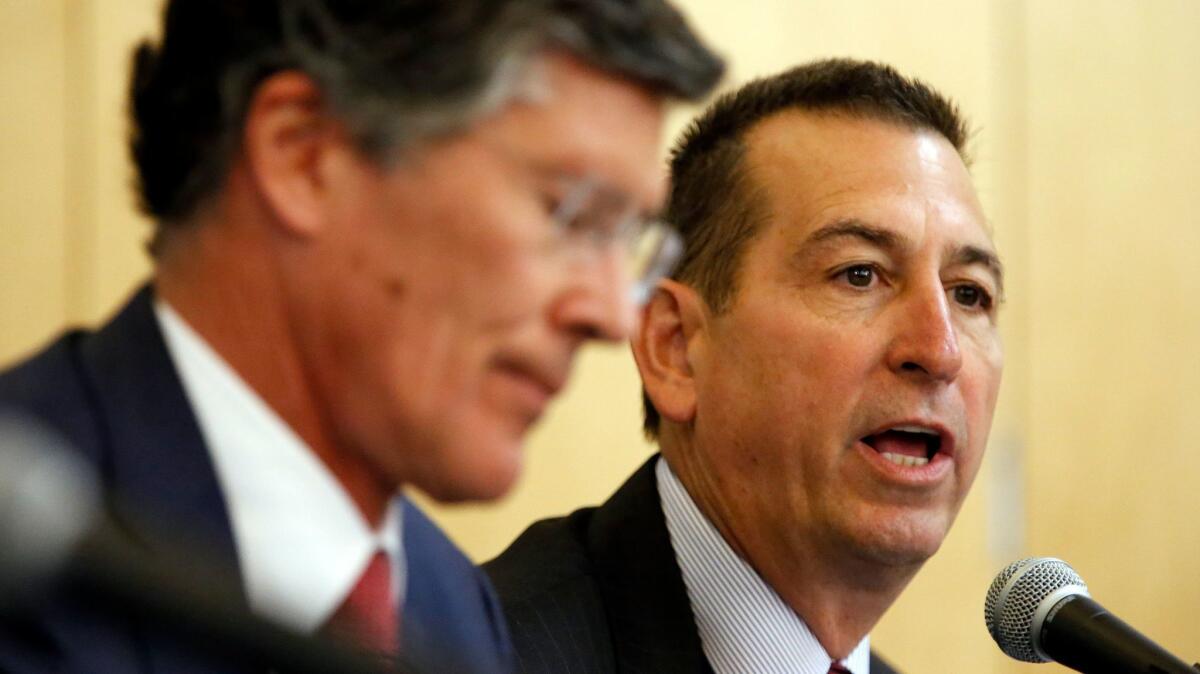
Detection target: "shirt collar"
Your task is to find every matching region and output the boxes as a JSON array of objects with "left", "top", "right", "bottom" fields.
[
  {"left": 657, "top": 457, "right": 871, "bottom": 674},
  {"left": 155, "top": 299, "right": 405, "bottom": 633}
]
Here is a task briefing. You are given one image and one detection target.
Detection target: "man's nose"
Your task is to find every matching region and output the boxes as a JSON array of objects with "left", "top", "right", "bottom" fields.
[
  {"left": 551, "top": 252, "right": 639, "bottom": 342},
  {"left": 886, "top": 281, "right": 963, "bottom": 382}
]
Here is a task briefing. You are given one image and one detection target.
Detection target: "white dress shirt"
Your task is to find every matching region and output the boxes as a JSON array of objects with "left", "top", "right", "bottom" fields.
[
  {"left": 155, "top": 300, "right": 406, "bottom": 634},
  {"left": 657, "top": 457, "right": 871, "bottom": 674}
]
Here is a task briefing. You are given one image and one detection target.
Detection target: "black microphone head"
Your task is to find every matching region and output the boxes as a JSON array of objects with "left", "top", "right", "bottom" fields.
[{"left": 984, "top": 557, "right": 1091, "bottom": 663}]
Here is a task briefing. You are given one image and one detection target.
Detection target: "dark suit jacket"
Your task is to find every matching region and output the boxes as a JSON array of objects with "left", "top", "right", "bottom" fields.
[
  {"left": 0, "top": 285, "right": 512, "bottom": 674},
  {"left": 485, "top": 457, "right": 900, "bottom": 674}
]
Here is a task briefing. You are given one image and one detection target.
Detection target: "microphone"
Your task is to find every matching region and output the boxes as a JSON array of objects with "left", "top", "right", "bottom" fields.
[
  {"left": 0, "top": 414, "right": 100, "bottom": 604},
  {"left": 0, "top": 414, "right": 407, "bottom": 674},
  {"left": 984, "top": 557, "right": 1198, "bottom": 673}
]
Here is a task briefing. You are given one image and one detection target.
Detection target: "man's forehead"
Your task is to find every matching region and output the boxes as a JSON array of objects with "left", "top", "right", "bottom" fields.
[
  {"left": 479, "top": 51, "right": 668, "bottom": 210},
  {"left": 735, "top": 109, "right": 997, "bottom": 272},
  {"left": 741, "top": 111, "right": 978, "bottom": 217},
  {"left": 742, "top": 109, "right": 967, "bottom": 186}
]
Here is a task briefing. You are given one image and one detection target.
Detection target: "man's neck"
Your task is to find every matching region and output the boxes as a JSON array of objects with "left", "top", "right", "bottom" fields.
[
  {"left": 660, "top": 436, "right": 921, "bottom": 659},
  {"left": 154, "top": 211, "right": 392, "bottom": 527},
  {"left": 766, "top": 554, "right": 915, "bottom": 659}
]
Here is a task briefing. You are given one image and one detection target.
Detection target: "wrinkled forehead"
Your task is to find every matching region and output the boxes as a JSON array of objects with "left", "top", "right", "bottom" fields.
[{"left": 741, "top": 109, "right": 991, "bottom": 246}]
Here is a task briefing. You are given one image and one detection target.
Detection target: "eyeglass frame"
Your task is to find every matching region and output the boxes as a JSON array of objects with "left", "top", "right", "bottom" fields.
[{"left": 478, "top": 139, "right": 685, "bottom": 307}]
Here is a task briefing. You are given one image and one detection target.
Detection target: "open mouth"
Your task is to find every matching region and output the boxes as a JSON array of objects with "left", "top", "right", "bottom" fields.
[{"left": 861, "top": 425, "right": 944, "bottom": 468}]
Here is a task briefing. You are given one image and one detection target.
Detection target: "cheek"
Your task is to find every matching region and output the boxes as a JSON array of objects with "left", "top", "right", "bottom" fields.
[
  {"left": 962, "top": 339, "right": 1003, "bottom": 428},
  {"left": 456, "top": 233, "right": 550, "bottom": 324},
  {"left": 312, "top": 238, "right": 479, "bottom": 424},
  {"left": 759, "top": 324, "right": 877, "bottom": 427},
  {"left": 412, "top": 187, "right": 553, "bottom": 327},
  {"left": 954, "top": 351, "right": 1003, "bottom": 486},
  {"left": 718, "top": 302, "right": 859, "bottom": 393},
  {"left": 700, "top": 320, "right": 870, "bottom": 475}
]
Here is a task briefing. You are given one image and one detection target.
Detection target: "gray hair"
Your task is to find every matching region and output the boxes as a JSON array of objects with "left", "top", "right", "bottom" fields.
[{"left": 129, "top": 0, "right": 725, "bottom": 236}]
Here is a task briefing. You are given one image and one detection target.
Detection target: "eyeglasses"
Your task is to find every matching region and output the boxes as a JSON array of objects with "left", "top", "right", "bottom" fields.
[
  {"left": 537, "top": 170, "right": 683, "bottom": 307},
  {"left": 481, "top": 140, "right": 683, "bottom": 307}
]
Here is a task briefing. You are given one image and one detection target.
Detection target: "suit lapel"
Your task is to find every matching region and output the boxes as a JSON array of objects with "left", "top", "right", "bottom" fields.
[
  {"left": 80, "top": 285, "right": 239, "bottom": 565},
  {"left": 401, "top": 498, "right": 513, "bottom": 674},
  {"left": 78, "top": 285, "right": 248, "bottom": 673},
  {"left": 587, "top": 456, "right": 710, "bottom": 674},
  {"left": 588, "top": 458, "right": 897, "bottom": 674}
]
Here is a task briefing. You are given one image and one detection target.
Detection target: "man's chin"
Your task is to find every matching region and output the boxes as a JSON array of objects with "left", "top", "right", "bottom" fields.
[
  {"left": 850, "top": 540, "right": 940, "bottom": 570},
  {"left": 416, "top": 434, "right": 526, "bottom": 504},
  {"left": 838, "top": 512, "right": 952, "bottom": 570}
]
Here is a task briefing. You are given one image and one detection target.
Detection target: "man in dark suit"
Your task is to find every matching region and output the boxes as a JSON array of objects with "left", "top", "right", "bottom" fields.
[
  {"left": 0, "top": 1, "right": 721, "bottom": 672},
  {"left": 486, "top": 59, "right": 1006, "bottom": 674}
]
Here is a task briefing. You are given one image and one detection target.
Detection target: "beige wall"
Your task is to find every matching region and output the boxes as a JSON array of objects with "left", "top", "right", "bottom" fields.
[
  {"left": 3, "top": 1, "right": 1197, "bottom": 671},
  {"left": 1, "top": 1, "right": 69, "bottom": 361},
  {"left": 1024, "top": 0, "right": 1200, "bottom": 662}
]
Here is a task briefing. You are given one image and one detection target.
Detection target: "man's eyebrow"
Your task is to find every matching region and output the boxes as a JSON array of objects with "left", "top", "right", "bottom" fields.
[
  {"left": 950, "top": 244, "right": 1006, "bottom": 298},
  {"left": 805, "top": 219, "right": 901, "bottom": 250},
  {"left": 802, "top": 218, "right": 1006, "bottom": 297}
]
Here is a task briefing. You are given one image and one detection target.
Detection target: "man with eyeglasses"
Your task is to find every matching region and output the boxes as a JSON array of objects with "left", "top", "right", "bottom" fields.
[
  {"left": 486, "top": 59, "right": 1003, "bottom": 674},
  {"left": 0, "top": 1, "right": 721, "bottom": 672}
]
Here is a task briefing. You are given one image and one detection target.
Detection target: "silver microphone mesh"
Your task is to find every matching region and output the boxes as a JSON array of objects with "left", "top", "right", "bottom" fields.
[{"left": 984, "top": 557, "right": 1088, "bottom": 663}]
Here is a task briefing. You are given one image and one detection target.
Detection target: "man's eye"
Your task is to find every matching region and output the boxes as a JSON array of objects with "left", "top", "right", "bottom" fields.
[
  {"left": 561, "top": 194, "right": 629, "bottom": 244},
  {"left": 952, "top": 284, "right": 991, "bottom": 309},
  {"left": 842, "top": 265, "right": 875, "bottom": 288}
]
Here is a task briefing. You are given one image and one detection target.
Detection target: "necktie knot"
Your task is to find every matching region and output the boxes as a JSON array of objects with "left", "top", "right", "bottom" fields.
[{"left": 829, "top": 661, "right": 853, "bottom": 674}]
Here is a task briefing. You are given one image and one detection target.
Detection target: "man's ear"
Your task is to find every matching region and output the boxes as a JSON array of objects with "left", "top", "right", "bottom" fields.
[
  {"left": 631, "top": 279, "right": 708, "bottom": 425},
  {"left": 241, "top": 71, "right": 337, "bottom": 237}
]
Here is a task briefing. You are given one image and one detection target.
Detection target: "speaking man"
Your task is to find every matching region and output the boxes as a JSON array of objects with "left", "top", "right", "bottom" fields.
[
  {"left": 486, "top": 58, "right": 1005, "bottom": 674},
  {"left": 0, "top": 1, "right": 721, "bottom": 672}
]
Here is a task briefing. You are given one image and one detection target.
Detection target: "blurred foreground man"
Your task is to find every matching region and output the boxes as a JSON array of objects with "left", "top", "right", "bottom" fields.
[
  {"left": 0, "top": 1, "right": 721, "bottom": 672},
  {"left": 486, "top": 59, "right": 1004, "bottom": 674}
]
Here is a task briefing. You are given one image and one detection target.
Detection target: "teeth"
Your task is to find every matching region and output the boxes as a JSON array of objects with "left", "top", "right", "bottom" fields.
[
  {"left": 881, "top": 452, "right": 929, "bottom": 468},
  {"left": 891, "top": 425, "right": 938, "bottom": 435}
]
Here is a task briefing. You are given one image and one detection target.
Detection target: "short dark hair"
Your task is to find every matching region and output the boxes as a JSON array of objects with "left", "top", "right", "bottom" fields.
[
  {"left": 129, "top": 0, "right": 724, "bottom": 237},
  {"left": 643, "top": 57, "right": 972, "bottom": 438}
]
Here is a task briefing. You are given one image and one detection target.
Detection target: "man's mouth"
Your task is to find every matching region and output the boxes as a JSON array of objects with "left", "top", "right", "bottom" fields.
[
  {"left": 861, "top": 425, "right": 946, "bottom": 468},
  {"left": 492, "top": 356, "right": 569, "bottom": 408}
]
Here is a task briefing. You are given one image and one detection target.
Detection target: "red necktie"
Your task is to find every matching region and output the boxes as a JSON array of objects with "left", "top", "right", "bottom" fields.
[
  {"left": 324, "top": 550, "right": 399, "bottom": 655},
  {"left": 829, "top": 662, "right": 853, "bottom": 674}
]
